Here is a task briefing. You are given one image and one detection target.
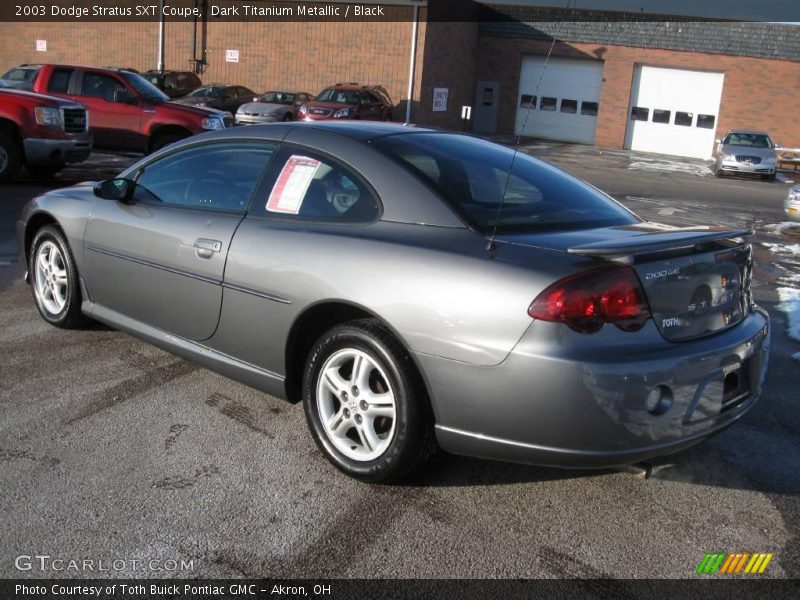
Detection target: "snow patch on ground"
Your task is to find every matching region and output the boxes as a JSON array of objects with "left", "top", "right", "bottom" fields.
[
  {"left": 762, "top": 222, "right": 800, "bottom": 236},
  {"left": 762, "top": 243, "right": 800, "bottom": 256},
  {"left": 777, "top": 288, "right": 800, "bottom": 356},
  {"left": 628, "top": 160, "right": 712, "bottom": 178}
]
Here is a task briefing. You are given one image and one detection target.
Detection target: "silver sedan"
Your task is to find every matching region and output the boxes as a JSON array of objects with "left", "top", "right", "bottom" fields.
[
  {"left": 785, "top": 186, "right": 800, "bottom": 221},
  {"left": 236, "top": 91, "right": 313, "bottom": 124},
  {"left": 18, "top": 122, "right": 770, "bottom": 482},
  {"left": 714, "top": 129, "right": 779, "bottom": 180}
]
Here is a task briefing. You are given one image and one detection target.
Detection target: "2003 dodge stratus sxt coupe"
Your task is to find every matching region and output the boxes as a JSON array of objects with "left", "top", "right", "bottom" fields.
[{"left": 18, "top": 122, "right": 770, "bottom": 482}]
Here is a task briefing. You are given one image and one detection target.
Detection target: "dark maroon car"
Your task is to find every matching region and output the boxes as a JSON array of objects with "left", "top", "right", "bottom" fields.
[{"left": 300, "top": 83, "right": 393, "bottom": 121}]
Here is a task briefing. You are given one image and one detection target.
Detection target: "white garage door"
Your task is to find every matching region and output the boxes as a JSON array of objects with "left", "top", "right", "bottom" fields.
[
  {"left": 515, "top": 56, "right": 604, "bottom": 144},
  {"left": 625, "top": 65, "right": 724, "bottom": 159}
]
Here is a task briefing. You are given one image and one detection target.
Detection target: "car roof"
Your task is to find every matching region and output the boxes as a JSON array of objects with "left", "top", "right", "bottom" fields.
[
  {"left": 201, "top": 120, "right": 438, "bottom": 143},
  {"left": 725, "top": 129, "right": 771, "bottom": 136}
]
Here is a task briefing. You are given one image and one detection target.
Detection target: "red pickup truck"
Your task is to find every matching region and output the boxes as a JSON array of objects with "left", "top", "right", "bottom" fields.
[
  {"left": 0, "top": 88, "right": 91, "bottom": 182},
  {"left": 24, "top": 64, "right": 233, "bottom": 153}
]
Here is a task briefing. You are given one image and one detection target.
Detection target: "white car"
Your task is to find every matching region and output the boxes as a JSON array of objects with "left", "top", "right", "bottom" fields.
[{"left": 785, "top": 186, "right": 800, "bottom": 221}]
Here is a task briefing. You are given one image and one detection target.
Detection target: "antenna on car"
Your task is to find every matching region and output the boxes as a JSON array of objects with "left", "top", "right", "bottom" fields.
[{"left": 486, "top": 0, "right": 575, "bottom": 253}]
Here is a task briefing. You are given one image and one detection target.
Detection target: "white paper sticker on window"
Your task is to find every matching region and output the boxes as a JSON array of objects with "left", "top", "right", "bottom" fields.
[{"left": 266, "top": 156, "right": 321, "bottom": 214}]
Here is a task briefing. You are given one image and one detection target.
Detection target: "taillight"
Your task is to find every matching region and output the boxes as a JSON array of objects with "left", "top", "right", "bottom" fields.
[{"left": 528, "top": 266, "right": 651, "bottom": 334}]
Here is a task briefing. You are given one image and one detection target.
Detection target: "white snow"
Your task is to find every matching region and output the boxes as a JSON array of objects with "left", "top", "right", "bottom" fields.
[
  {"left": 777, "top": 288, "right": 800, "bottom": 351},
  {"left": 762, "top": 222, "right": 800, "bottom": 236},
  {"left": 762, "top": 243, "right": 800, "bottom": 256},
  {"left": 628, "top": 160, "right": 712, "bottom": 178}
]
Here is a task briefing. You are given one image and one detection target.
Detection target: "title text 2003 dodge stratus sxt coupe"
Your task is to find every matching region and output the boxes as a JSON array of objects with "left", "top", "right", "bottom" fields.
[{"left": 18, "top": 122, "right": 770, "bottom": 482}]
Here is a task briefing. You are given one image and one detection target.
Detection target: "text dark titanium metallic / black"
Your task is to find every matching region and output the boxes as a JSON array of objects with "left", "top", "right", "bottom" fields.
[{"left": 17, "top": 121, "right": 770, "bottom": 482}]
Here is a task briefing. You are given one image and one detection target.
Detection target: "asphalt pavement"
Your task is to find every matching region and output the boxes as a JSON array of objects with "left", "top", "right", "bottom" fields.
[{"left": 0, "top": 145, "right": 798, "bottom": 580}]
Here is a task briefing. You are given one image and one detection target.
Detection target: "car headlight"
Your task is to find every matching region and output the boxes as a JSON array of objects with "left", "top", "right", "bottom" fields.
[
  {"left": 789, "top": 189, "right": 800, "bottom": 202},
  {"left": 201, "top": 116, "right": 226, "bottom": 130},
  {"left": 721, "top": 153, "right": 734, "bottom": 160},
  {"left": 34, "top": 106, "right": 63, "bottom": 127},
  {"left": 333, "top": 108, "right": 351, "bottom": 118}
]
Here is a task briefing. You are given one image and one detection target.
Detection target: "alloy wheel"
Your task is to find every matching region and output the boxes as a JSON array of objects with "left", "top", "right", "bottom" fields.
[{"left": 34, "top": 241, "right": 68, "bottom": 315}]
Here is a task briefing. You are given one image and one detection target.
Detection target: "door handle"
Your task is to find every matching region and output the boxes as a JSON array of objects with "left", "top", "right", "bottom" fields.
[{"left": 195, "top": 238, "right": 222, "bottom": 258}]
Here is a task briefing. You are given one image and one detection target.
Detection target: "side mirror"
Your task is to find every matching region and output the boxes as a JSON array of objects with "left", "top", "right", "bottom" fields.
[
  {"left": 113, "top": 89, "right": 137, "bottom": 105},
  {"left": 94, "top": 178, "right": 133, "bottom": 202}
]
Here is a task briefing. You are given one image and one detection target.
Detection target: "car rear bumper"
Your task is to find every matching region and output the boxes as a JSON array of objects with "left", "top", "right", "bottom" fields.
[
  {"left": 420, "top": 308, "right": 770, "bottom": 468},
  {"left": 23, "top": 136, "right": 92, "bottom": 165}
]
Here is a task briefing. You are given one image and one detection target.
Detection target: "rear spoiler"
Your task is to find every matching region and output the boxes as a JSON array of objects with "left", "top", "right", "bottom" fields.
[{"left": 567, "top": 227, "right": 753, "bottom": 258}]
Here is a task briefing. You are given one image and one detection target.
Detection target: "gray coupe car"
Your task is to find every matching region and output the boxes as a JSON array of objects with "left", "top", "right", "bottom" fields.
[
  {"left": 18, "top": 122, "right": 770, "bottom": 482},
  {"left": 714, "top": 129, "right": 779, "bottom": 180}
]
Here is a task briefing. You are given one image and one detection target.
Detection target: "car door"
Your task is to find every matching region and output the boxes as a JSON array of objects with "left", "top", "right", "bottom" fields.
[
  {"left": 358, "top": 91, "right": 383, "bottom": 120},
  {"left": 73, "top": 69, "right": 143, "bottom": 150},
  {"left": 82, "top": 141, "right": 277, "bottom": 341}
]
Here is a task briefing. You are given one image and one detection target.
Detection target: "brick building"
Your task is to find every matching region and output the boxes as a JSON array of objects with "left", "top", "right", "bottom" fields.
[{"left": 1, "top": 1, "right": 798, "bottom": 159}]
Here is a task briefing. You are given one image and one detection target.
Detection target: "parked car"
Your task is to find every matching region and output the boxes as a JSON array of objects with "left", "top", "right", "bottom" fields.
[
  {"left": 236, "top": 91, "right": 314, "bottom": 125},
  {"left": 300, "top": 83, "right": 393, "bottom": 121},
  {"left": 785, "top": 186, "right": 800, "bottom": 221},
  {"left": 0, "top": 64, "right": 41, "bottom": 90},
  {"left": 175, "top": 84, "right": 257, "bottom": 113},
  {"left": 0, "top": 87, "right": 91, "bottom": 181},
  {"left": 18, "top": 121, "right": 769, "bottom": 482},
  {"left": 714, "top": 129, "right": 779, "bottom": 180},
  {"left": 143, "top": 69, "right": 202, "bottom": 99},
  {"left": 24, "top": 64, "right": 233, "bottom": 153}
]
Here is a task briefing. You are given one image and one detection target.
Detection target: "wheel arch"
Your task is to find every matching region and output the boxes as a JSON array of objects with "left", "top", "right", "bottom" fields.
[
  {"left": 147, "top": 124, "right": 193, "bottom": 153},
  {"left": 283, "top": 299, "right": 431, "bottom": 407}
]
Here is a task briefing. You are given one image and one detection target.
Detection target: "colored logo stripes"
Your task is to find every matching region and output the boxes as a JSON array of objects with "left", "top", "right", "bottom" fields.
[{"left": 696, "top": 552, "right": 773, "bottom": 574}]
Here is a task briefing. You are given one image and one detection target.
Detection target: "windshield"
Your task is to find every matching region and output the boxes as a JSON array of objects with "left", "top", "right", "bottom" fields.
[
  {"left": 120, "top": 71, "right": 169, "bottom": 102},
  {"left": 189, "top": 87, "right": 221, "bottom": 98},
  {"left": 374, "top": 133, "right": 639, "bottom": 233},
  {"left": 1, "top": 67, "right": 38, "bottom": 82},
  {"left": 723, "top": 133, "right": 773, "bottom": 149},
  {"left": 259, "top": 92, "right": 294, "bottom": 105},
  {"left": 314, "top": 88, "right": 358, "bottom": 104}
]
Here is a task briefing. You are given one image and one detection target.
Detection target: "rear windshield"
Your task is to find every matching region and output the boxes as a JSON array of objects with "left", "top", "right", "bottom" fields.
[
  {"left": 315, "top": 88, "right": 358, "bottom": 104},
  {"left": 723, "top": 133, "right": 773, "bottom": 148},
  {"left": 259, "top": 92, "right": 294, "bottom": 105},
  {"left": 189, "top": 87, "right": 221, "bottom": 98},
  {"left": 373, "top": 133, "right": 638, "bottom": 233}
]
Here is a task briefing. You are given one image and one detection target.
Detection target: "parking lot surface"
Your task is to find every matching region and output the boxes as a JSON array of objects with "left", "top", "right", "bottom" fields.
[{"left": 1, "top": 146, "right": 798, "bottom": 579}]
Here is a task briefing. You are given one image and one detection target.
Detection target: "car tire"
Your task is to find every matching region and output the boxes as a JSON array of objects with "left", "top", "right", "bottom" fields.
[
  {"left": 303, "top": 319, "right": 436, "bottom": 482},
  {"left": 763, "top": 173, "right": 776, "bottom": 181},
  {"left": 0, "top": 132, "right": 22, "bottom": 183},
  {"left": 150, "top": 131, "right": 189, "bottom": 153},
  {"left": 28, "top": 225, "right": 90, "bottom": 329},
  {"left": 714, "top": 168, "right": 723, "bottom": 178},
  {"left": 27, "top": 165, "right": 63, "bottom": 181}
]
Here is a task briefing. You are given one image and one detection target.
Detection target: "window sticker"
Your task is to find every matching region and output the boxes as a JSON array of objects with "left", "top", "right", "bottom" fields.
[{"left": 266, "top": 155, "right": 321, "bottom": 214}]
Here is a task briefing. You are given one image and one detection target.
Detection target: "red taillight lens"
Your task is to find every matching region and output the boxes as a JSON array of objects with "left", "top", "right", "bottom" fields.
[{"left": 528, "top": 266, "right": 651, "bottom": 333}]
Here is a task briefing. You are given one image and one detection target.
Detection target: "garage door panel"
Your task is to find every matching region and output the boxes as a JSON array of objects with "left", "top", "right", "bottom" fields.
[
  {"left": 625, "top": 65, "right": 724, "bottom": 159},
  {"left": 516, "top": 56, "right": 603, "bottom": 145}
]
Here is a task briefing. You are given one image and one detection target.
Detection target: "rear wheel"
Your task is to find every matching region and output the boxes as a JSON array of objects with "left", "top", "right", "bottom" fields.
[
  {"left": 28, "top": 225, "right": 90, "bottom": 329},
  {"left": 303, "top": 319, "right": 436, "bottom": 482},
  {"left": 0, "top": 132, "right": 22, "bottom": 183}
]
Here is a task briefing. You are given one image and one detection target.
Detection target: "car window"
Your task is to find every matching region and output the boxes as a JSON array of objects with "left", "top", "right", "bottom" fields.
[
  {"left": 2, "top": 67, "right": 38, "bottom": 82},
  {"left": 315, "top": 88, "right": 359, "bottom": 104},
  {"left": 256, "top": 149, "right": 379, "bottom": 223},
  {"left": 374, "top": 133, "right": 637, "bottom": 233},
  {"left": 47, "top": 68, "right": 73, "bottom": 94},
  {"left": 237, "top": 87, "right": 254, "bottom": 97},
  {"left": 80, "top": 72, "right": 125, "bottom": 101},
  {"left": 361, "top": 91, "right": 379, "bottom": 104},
  {"left": 723, "top": 133, "right": 772, "bottom": 148},
  {"left": 133, "top": 143, "right": 276, "bottom": 212}
]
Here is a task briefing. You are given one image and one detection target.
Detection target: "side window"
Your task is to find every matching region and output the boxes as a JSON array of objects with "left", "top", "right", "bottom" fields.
[
  {"left": 81, "top": 72, "right": 125, "bottom": 102},
  {"left": 259, "top": 150, "right": 379, "bottom": 223},
  {"left": 697, "top": 114, "right": 716, "bottom": 129},
  {"left": 652, "top": 109, "right": 671, "bottom": 124},
  {"left": 221, "top": 88, "right": 235, "bottom": 101},
  {"left": 540, "top": 97, "right": 557, "bottom": 111},
  {"left": 580, "top": 101, "right": 599, "bottom": 116},
  {"left": 560, "top": 99, "right": 578, "bottom": 113},
  {"left": 47, "top": 69, "right": 73, "bottom": 94},
  {"left": 631, "top": 106, "right": 649, "bottom": 121},
  {"left": 133, "top": 143, "right": 276, "bottom": 211},
  {"left": 520, "top": 94, "right": 537, "bottom": 108}
]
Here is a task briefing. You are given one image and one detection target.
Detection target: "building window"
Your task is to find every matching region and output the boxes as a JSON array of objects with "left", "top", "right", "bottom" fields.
[
  {"left": 580, "top": 101, "right": 599, "bottom": 116},
  {"left": 541, "top": 97, "right": 557, "bottom": 111},
  {"left": 520, "top": 94, "right": 537, "bottom": 108},
  {"left": 560, "top": 99, "right": 578, "bottom": 113},
  {"left": 675, "top": 112, "right": 693, "bottom": 126},
  {"left": 631, "top": 106, "right": 649, "bottom": 121},
  {"left": 652, "top": 109, "right": 671, "bottom": 124},
  {"left": 697, "top": 114, "right": 716, "bottom": 129}
]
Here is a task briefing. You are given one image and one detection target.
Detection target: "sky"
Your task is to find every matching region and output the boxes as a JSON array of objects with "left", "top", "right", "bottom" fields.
[{"left": 494, "top": 0, "right": 800, "bottom": 21}]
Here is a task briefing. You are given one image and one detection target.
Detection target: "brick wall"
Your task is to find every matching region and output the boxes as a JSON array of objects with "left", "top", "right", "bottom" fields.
[
  {"left": 475, "top": 35, "right": 800, "bottom": 149},
  {"left": 0, "top": 11, "right": 421, "bottom": 120}
]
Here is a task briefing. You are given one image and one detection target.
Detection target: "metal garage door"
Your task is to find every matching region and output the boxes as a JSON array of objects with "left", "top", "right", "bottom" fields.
[
  {"left": 625, "top": 65, "right": 724, "bottom": 159},
  {"left": 515, "top": 56, "right": 604, "bottom": 144}
]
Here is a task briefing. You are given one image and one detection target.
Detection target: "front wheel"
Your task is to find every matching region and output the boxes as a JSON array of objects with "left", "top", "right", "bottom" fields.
[
  {"left": 29, "top": 225, "right": 90, "bottom": 329},
  {"left": 150, "top": 131, "right": 189, "bottom": 153},
  {"left": 0, "top": 132, "right": 22, "bottom": 183},
  {"left": 303, "top": 319, "right": 436, "bottom": 482}
]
